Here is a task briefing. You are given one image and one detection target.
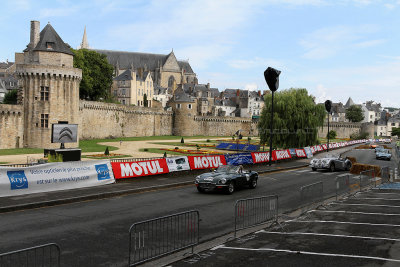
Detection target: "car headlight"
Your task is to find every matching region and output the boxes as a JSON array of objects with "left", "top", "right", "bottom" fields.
[
  {"left": 219, "top": 178, "right": 227, "bottom": 184},
  {"left": 195, "top": 177, "right": 200, "bottom": 183}
]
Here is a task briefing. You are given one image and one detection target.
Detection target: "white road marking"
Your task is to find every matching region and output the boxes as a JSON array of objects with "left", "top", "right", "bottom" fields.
[
  {"left": 334, "top": 203, "right": 400, "bottom": 208},
  {"left": 258, "top": 230, "right": 400, "bottom": 242},
  {"left": 309, "top": 210, "right": 400, "bottom": 216},
  {"left": 290, "top": 220, "right": 400, "bottom": 227},
  {"left": 214, "top": 245, "right": 400, "bottom": 263},
  {"left": 369, "top": 191, "right": 400, "bottom": 195},
  {"left": 337, "top": 173, "right": 350, "bottom": 177},
  {"left": 295, "top": 170, "right": 310, "bottom": 173},
  {"left": 323, "top": 172, "right": 336, "bottom": 175},
  {"left": 354, "top": 197, "right": 400, "bottom": 201}
]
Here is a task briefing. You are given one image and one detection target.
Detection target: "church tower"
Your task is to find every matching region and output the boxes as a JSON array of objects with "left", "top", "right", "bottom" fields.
[
  {"left": 17, "top": 21, "right": 82, "bottom": 148},
  {"left": 79, "top": 26, "right": 89, "bottom": 49}
]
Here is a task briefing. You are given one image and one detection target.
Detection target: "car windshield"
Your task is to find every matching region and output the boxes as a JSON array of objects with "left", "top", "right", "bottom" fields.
[{"left": 215, "top": 165, "right": 240, "bottom": 174}]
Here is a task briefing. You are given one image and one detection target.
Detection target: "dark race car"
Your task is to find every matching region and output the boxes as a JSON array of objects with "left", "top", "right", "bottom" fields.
[{"left": 195, "top": 165, "right": 258, "bottom": 194}]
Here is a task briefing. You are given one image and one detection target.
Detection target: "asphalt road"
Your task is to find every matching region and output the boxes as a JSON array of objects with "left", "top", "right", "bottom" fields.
[{"left": 0, "top": 145, "right": 396, "bottom": 267}]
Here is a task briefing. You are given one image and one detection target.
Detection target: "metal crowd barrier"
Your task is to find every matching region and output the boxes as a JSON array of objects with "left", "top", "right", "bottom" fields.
[
  {"left": 0, "top": 243, "right": 60, "bottom": 267},
  {"left": 300, "top": 181, "right": 323, "bottom": 203},
  {"left": 0, "top": 163, "right": 40, "bottom": 168},
  {"left": 380, "top": 167, "right": 390, "bottom": 183},
  {"left": 128, "top": 210, "right": 200, "bottom": 266},
  {"left": 234, "top": 195, "right": 278, "bottom": 238},
  {"left": 359, "top": 169, "right": 375, "bottom": 191},
  {"left": 335, "top": 175, "right": 351, "bottom": 201}
]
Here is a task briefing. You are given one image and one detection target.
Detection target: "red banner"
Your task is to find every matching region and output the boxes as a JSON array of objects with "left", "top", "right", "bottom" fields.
[
  {"left": 251, "top": 152, "right": 275, "bottom": 163},
  {"left": 295, "top": 149, "right": 306, "bottom": 158},
  {"left": 188, "top": 155, "right": 226, "bottom": 170},
  {"left": 111, "top": 159, "right": 169, "bottom": 179},
  {"left": 273, "top": 149, "right": 291, "bottom": 160},
  {"left": 322, "top": 144, "right": 327, "bottom": 150}
]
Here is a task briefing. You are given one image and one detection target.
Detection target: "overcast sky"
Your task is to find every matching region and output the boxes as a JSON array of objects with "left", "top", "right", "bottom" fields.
[{"left": 1, "top": 0, "right": 400, "bottom": 107}]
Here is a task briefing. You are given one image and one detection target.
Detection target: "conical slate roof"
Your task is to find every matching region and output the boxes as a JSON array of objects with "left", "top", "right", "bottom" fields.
[
  {"left": 26, "top": 23, "right": 73, "bottom": 55},
  {"left": 344, "top": 97, "right": 355, "bottom": 108}
]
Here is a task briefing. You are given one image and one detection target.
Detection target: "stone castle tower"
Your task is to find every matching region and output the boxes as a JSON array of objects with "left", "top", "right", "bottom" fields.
[{"left": 16, "top": 21, "right": 82, "bottom": 148}]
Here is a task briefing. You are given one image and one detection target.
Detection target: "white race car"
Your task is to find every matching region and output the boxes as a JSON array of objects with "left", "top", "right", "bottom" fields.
[{"left": 310, "top": 154, "right": 352, "bottom": 172}]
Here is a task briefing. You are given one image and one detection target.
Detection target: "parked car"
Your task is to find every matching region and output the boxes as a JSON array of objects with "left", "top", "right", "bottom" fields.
[
  {"left": 375, "top": 146, "right": 386, "bottom": 153},
  {"left": 310, "top": 154, "right": 352, "bottom": 172},
  {"left": 376, "top": 149, "right": 391, "bottom": 161},
  {"left": 195, "top": 165, "right": 258, "bottom": 194}
]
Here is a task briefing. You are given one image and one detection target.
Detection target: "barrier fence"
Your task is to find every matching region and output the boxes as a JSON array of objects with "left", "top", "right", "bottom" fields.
[
  {"left": 359, "top": 169, "right": 375, "bottom": 191},
  {"left": 234, "top": 195, "right": 278, "bottom": 238},
  {"left": 128, "top": 210, "right": 200, "bottom": 266},
  {"left": 335, "top": 175, "right": 351, "bottom": 201},
  {"left": 0, "top": 243, "right": 60, "bottom": 267},
  {"left": 381, "top": 167, "right": 390, "bottom": 183}
]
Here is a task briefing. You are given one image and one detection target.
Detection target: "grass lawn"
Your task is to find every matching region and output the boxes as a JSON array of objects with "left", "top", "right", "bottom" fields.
[
  {"left": 82, "top": 154, "right": 132, "bottom": 159},
  {"left": 139, "top": 148, "right": 213, "bottom": 156},
  {"left": 0, "top": 148, "right": 44, "bottom": 156}
]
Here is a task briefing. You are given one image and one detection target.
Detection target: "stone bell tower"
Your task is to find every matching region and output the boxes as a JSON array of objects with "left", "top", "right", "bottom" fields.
[{"left": 17, "top": 21, "right": 82, "bottom": 148}]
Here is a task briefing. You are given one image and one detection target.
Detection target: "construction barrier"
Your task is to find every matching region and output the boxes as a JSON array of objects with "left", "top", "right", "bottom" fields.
[
  {"left": 234, "top": 195, "right": 278, "bottom": 238},
  {"left": 0, "top": 243, "right": 60, "bottom": 267},
  {"left": 128, "top": 210, "right": 200, "bottom": 266}
]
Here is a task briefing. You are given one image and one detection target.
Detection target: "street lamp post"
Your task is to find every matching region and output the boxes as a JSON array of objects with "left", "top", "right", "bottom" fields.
[
  {"left": 264, "top": 67, "right": 281, "bottom": 166},
  {"left": 325, "top": 100, "right": 332, "bottom": 152}
]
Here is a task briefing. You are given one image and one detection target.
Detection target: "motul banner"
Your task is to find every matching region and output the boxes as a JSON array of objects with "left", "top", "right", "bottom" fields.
[
  {"left": 251, "top": 152, "right": 275, "bottom": 163},
  {"left": 322, "top": 144, "right": 327, "bottom": 150},
  {"left": 310, "top": 146, "right": 316, "bottom": 154},
  {"left": 188, "top": 155, "right": 226, "bottom": 170},
  {"left": 111, "top": 159, "right": 169, "bottom": 179},
  {"left": 273, "top": 149, "right": 291, "bottom": 160},
  {"left": 295, "top": 149, "right": 307, "bottom": 158}
]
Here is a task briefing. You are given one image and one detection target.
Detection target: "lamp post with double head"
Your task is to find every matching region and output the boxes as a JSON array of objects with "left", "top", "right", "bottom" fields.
[{"left": 264, "top": 67, "right": 281, "bottom": 166}]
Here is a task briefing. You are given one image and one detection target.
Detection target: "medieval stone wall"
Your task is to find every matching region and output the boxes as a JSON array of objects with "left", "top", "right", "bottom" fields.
[
  {"left": 79, "top": 101, "right": 173, "bottom": 139},
  {"left": 0, "top": 104, "right": 24, "bottom": 149},
  {"left": 318, "top": 122, "right": 364, "bottom": 139}
]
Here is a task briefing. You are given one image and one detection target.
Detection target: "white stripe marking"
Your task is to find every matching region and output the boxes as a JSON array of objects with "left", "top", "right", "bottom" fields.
[
  {"left": 337, "top": 173, "right": 349, "bottom": 177},
  {"left": 290, "top": 220, "right": 400, "bottom": 227},
  {"left": 335, "top": 203, "right": 400, "bottom": 208},
  {"left": 258, "top": 230, "right": 400, "bottom": 242},
  {"left": 323, "top": 172, "right": 336, "bottom": 175},
  {"left": 215, "top": 245, "right": 400, "bottom": 263},
  {"left": 309, "top": 210, "right": 400, "bottom": 216},
  {"left": 367, "top": 192, "right": 400, "bottom": 195},
  {"left": 296, "top": 170, "right": 310, "bottom": 173},
  {"left": 354, "top": 197, "right": 400, "bottom": 201}
]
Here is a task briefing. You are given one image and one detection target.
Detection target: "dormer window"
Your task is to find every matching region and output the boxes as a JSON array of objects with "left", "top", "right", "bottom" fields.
[{"left": 46, "top": 42, "right": 54, "bottom": 49}]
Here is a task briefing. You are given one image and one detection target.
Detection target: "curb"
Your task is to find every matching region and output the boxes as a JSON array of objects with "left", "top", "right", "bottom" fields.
[{"left": 0, "top": 164, "right": 309, "bottom": 214}]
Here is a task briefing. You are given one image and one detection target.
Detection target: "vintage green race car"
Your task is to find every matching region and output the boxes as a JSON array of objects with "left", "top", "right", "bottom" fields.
[{"left": 195, "top": 165, "right": 258, "bottom": 194}]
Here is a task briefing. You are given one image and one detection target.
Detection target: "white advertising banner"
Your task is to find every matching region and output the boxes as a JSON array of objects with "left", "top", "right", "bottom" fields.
[
  {"left": 165, "top": 156, "right": 191, "bottom": 172},
  {"left": 304, "top": 147, "right": 313, "bottom": 158},
  {"left": 0, "top": 160, "right": 115, "bottom": 197}
]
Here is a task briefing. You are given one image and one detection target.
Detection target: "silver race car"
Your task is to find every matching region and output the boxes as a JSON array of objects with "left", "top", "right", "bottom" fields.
[{"left": 310, "top": 154, "right": 352, "bottom": 172}]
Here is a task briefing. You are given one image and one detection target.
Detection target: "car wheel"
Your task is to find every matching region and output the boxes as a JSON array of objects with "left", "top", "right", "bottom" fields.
[
  {"left": 197, "top": 187, "right": 205, "bottom": 193},
  {"left": 346, "top": 162, "right": 352, "bottom": 171},
  {"left": 226, "top": 182, "right": 235, "bottom": 194},
  {"left": 330, "top": 163, "right": 335, "bottom": 172},
  {"left": 312, "top": 167, "right": 317, "bottom": 171},
  {"left": 249, "top": 178, "right": 257, "bottom": 189}
]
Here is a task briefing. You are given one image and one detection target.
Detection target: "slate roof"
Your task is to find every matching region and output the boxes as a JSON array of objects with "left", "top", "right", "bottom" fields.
[
  {"left": 344, "top": 97, "right": 355, "bottom": 108},
  {"left": 24, "top": 23, "right": 73, "bottom": 55},
  {"left": 113, "top": 69, "right": 132, "bottom": 81},
  {"left": 173, "top": 92, "right": 195, "bottom": 103},
  {"left": 0, "top": 62, "right": 14, "bottom": 70},
  {"left": 154, "top": 86, "right": 171, "bottom": 95},
  {"left": 94, "top": 49, "right": 194, "bottom": 74}
]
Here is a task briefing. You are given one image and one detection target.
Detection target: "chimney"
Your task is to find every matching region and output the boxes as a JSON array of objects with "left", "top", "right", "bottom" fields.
[
  {"left": 258, "top": 90, "right": 261, "bottom": 97},
  {"left": 236, "top": 89, "right": 240, "bottom": 97},
  {"left": 30, "top": 20, "right": 40, "bottom": 49}
]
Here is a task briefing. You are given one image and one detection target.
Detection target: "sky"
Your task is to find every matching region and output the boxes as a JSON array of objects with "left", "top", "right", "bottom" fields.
[{"left": 1, "top": 0, "right": 400, "bottom": 108}]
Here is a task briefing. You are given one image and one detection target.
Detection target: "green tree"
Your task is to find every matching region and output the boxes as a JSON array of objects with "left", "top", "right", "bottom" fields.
[
  {"left": 258, "top": 88, "right": 325, "bottom": 149},
  {"left": 391, "top": 127, "right": 400, "bottom": 138},
  {"left": 2, "top": 89, "right": 18, "bottom": 104},
  {"left": 71, "top": 48, "right": 114, "bottom": 101},
  {"left": 345, "top": 105, "right": 364, "bottom": 122},
  {"left": 327, "top": 130, "right": 337, "bottom": 139}
]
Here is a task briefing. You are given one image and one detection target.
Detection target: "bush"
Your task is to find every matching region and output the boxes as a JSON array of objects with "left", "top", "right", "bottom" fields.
[
  {"left": 181, "top": 137, "right": 184, "bottom": 143},
  {"left": 48, "top": 153, "right": 63, "bottom": 162},
  {"left": 175, "top": 147, "right": 179, "bottom": 150},
  {"left": 163, "top": 152, "right": 167, "bottom": 157},
  {"left": 327, "top": 130, "right": 337, "bottom": 139},
  {"left": 104, "top": 147, "right": 110, "bottom": 155},
  {"left": 206, "top": 139, "right": 211, "bottom": 142},
  {"left": 143, "top": 148, "right": 148, "bottom": 152}
]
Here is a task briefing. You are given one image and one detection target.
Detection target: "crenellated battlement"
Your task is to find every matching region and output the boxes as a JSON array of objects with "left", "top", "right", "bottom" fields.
[
  {"left": 194, "top": 115, "right": 258, "bottom": 124},
  {"left": 79, "top": 100, "right": 172, "bottom": 116},
  {"left": 0, "top": 104, "right": 23, "bottom": 116}
]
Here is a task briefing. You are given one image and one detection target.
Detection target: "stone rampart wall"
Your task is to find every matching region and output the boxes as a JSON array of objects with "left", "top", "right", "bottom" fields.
[
  {"left": 0, "top": 105, "right": 24, "bottom": 149},
  {"left": 79, "top": 100, "right": 173, "bottom": 139},
  {"left": 318, "top": 122, "right": 362, "bottom": 139}
]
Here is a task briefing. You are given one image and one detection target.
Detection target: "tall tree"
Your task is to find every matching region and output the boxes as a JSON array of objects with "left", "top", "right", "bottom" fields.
[
  {"left": 71, "top": 48, "right": 114, "bottom": 101},
  {"left": 345, "top": 105, "right": 364, "bottom": 122},
  {"left": 391, "top": 127, "right": 400, "bottom": 138},
  {"left": 2, "top": 89, "right": 18, "bottom": 104},
  {"left": 258, "top": 88, "right": 325, "bottom": 149},
  {"left": 143, "top": 94, "right": 148, "bottom": 107}
]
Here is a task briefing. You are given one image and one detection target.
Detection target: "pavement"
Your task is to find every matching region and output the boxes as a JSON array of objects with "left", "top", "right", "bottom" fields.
[{"left": 0, "top": 158, "right": 310, "bottom": 213}]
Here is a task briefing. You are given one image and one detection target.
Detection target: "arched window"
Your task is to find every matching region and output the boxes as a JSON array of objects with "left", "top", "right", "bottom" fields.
[{"left": 168, "top": 76, "right": 175, "bottom": 88}]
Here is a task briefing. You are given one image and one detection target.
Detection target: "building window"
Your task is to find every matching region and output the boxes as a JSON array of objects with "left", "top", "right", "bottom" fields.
[
  {"left": 40, "top": 114, "right": 49, "bottom": 128},
  {"left": 122, "top": 100, "right": 126, "bottom": 105},
  {"left": 40, "top": 86, "right": 49, "bottom": 101},
  {"left": 46, "top": 42, "right": 54, "bottom": 49},
  {"left": 177, "top": 104, "right": 181, "bottom": 109},
  {"left": 392, "top": 123, "right": 395, "bottom": 126},
  {"left": 188, "top": 104, "right": 192, "bottom": 109},
  {"left": 370, "top": 115, "right": 373, "bottom": 119},
  {"left": 122, "top": 89, "right": 126, "bottom": 96},
  {"left": 168, "top": 76, "right": 175, "bottom": 88},
  {"left": 148, "top": 100, "right": 151, "bottom": 107}
]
